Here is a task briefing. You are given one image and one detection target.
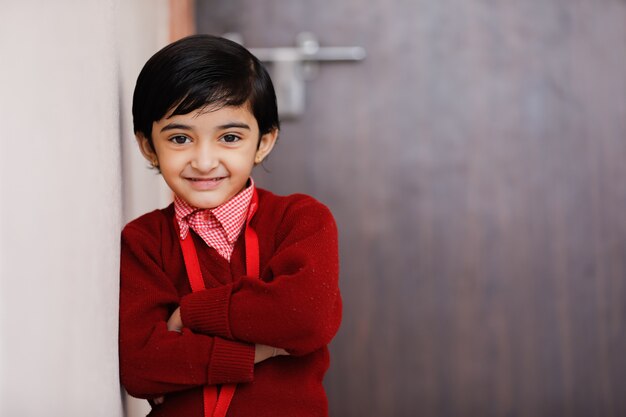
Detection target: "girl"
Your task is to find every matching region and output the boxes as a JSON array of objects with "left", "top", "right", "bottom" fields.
[{"left": 119, "top": 35, "right": 342, "bottom": 417}]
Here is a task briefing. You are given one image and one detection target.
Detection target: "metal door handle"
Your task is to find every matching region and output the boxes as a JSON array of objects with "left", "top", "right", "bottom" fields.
[
  {"left": 225, "top": 32, "right": 366, "bottom": 118},
  {"left": 248, "top": 32, "right": 366, "bottom": 62}
]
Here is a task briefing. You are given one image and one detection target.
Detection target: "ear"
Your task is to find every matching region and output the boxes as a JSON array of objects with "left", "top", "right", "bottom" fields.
[
  {"left": 255, "top": 129, "right": 279, "bottom": 165},
  {"left": 135, "top": 134, "right": 159, "bottom": 167}
]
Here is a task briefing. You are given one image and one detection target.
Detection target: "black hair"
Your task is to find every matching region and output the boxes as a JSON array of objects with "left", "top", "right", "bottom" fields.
[{"left": 132, "top": 34, "right": 279, "bottom": 146}]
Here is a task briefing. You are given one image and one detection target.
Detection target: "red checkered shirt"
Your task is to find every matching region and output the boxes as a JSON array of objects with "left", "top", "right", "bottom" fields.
[{"left": 174, "top": 179, "right": 255, "bottom": 261}]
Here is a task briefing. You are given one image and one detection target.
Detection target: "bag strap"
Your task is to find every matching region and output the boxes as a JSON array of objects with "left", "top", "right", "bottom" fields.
[{"left": 178, "top": 188, "right": 260, "bottom": 417}]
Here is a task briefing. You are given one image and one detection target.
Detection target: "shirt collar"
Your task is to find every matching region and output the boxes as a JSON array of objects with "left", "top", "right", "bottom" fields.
[{"left": 174, "top": 178, "right": 255, "bottom": 243}]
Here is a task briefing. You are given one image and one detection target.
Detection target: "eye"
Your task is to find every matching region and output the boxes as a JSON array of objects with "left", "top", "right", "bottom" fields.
[
  {"left": 221, "top": 134, "right": 241, "bottom": 143},
  {"left": 169, "top": 135, "right": 190, "bottom": 144}
]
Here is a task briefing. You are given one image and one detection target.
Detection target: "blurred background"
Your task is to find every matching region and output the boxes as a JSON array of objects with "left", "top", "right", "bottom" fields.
[{"left": 1, "top": 1, "right": 625, "bottom": 416}]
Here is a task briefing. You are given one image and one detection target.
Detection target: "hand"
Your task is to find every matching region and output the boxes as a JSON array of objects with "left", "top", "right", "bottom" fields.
[
  {"left": 254, "top": 344, "right": 290, "bottom": 364},
  {"left": 167, "top": 307, "right": 183, "bottom": 333}
]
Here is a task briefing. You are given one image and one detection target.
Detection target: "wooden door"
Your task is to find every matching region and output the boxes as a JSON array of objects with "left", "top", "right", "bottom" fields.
[{"left": 197, "top": 1, "right": 626, "bottom": 416}]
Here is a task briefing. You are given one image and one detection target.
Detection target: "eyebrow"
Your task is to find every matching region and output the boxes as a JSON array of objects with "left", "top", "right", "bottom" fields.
[
  {"left": 217, "top": 122, "right": 251, "bottom": 131},
  {"left": 159, "top": 122, "right": 251, "bottom": 133},
  {"left": 160, "top": 123, "right": 192, "bottom": 133}
]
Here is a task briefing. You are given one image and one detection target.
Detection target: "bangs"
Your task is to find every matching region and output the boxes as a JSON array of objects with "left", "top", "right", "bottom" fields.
[
  {"left": 168, "top": 77, "right": 252, "bottom": 118},
  {"left": 165, "top": 56, "right": 255, "bottom": 118}
]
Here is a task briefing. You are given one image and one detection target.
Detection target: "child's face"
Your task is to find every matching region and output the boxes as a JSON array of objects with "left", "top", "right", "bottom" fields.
[{"left": 137, "top": 105, "right": 277, "bottom": 209}]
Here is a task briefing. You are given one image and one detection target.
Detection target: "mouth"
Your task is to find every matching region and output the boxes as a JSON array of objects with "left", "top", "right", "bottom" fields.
[
  {"left": 185, "top": 176, "right": 227, "bottom": 190},
  {"left": 188, "top": 176, "right": 225, "bottom": 182}
]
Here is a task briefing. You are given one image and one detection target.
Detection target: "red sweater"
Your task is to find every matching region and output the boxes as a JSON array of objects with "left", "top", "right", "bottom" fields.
[{"left": 119, "top": 189, "right": 342, "bottom": 417}]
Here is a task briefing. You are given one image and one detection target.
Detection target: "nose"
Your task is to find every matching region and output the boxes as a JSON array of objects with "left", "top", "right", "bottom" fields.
[{"left": 190, "top": 140, "right": 219, "bottom": 173}]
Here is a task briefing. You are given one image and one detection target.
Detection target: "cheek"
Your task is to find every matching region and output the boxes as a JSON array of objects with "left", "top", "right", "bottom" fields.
[
  {"left": 157, "top": 152, "right": 187, "bottom": 174},
  {"left": 231, "top": 152, "right": 257, "bottom": 172},
  {"left": 225, "top": 146, "right": 255, "bottom": 164}
]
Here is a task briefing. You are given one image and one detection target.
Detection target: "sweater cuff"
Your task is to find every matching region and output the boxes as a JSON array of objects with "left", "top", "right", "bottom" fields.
[
  {"left": 208, "top": 337, "right": 255, "bottom": 385},
  {"left": 180, "top": 284, "right": 232, "bottom": 339}
]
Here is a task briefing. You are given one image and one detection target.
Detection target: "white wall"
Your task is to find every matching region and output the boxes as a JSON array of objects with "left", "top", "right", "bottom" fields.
[
  {"left": 118, "top": 2, "right": 172, "bottom": 416},
  {"left": 119, "top": 0, "right": 173, "bottom": 224},
  {"left": 0, "top": 1, "right": 168, "bottom": 416}
]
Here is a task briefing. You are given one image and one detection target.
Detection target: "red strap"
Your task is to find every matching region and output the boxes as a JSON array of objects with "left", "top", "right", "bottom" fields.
[
  {"left": 179, "top": 230, "right": 205, "bottom": 293},
  {"left": 245, "top": 190, "right": 259, "bottom": 279},
  {"left": 202, "top": 386, "right": 217, "bottom": 416},
  {"left": 212, "top": 385, "right": 236, "bottom": 417},
  {"left": 178, "top": 188, "right": 260, "bottom": 417}
]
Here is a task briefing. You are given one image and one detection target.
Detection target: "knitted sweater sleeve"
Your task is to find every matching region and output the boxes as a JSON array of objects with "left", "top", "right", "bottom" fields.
[
  {"left": 119, "top": 220, "right": 255, "bottom": 399},
  {"left": 180, "top": 196, "right": 342, "bottom": 356}
]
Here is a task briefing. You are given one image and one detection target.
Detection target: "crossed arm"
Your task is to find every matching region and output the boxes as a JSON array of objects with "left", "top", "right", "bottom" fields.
[
  {"left": 119, "top": 198, "right": 341, "bottom": 399},
  {"left": 165, "top": 308, "right": 289, "bottom": 363}
]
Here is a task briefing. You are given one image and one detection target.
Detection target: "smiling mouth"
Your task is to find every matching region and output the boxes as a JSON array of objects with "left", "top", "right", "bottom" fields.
[
  {"left": 188, "top": 176, "right": 226, "bottom": 182},
  {"left": 186, "top": 176, "right": 226, "bottom": 190}
]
